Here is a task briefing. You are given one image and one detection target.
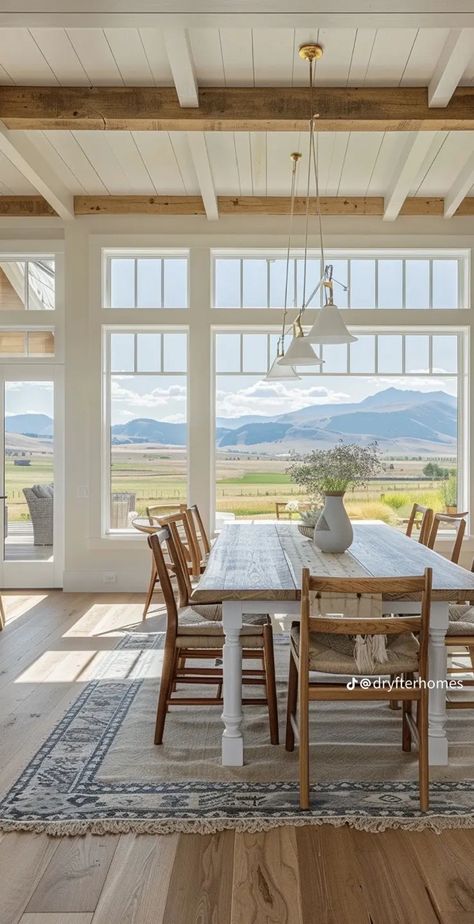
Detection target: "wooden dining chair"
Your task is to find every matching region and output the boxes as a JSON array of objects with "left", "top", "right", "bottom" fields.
[
  {"left": 446, "top": 557, "right": 474, "bottom": 708},
  {"left": 405, "top": 503, "right": 434, "bottom": 546},
  {"left": 187, "top": 504, "right": 212, "bottom": 564},
  {"left": 142, "top": 507, "right": 197, "bottom": 618},
  {"left": 285, "top": 568, "right": 432, "bottom": 810},
  {"left": 427, "top": 512, "right": 468, "bottom": 565},
  {"left": 149, "top": 527, "right": 279, "bottom": 746}
]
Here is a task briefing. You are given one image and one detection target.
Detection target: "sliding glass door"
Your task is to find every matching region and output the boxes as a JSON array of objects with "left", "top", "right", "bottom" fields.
[{"left": 0, "top": 365, "right": 63, "bottom": 588}]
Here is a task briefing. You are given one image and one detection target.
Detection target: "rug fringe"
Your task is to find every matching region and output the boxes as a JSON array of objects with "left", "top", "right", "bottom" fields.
[{"left": 2, "top": 813, "right": 474, "bottom": 837}]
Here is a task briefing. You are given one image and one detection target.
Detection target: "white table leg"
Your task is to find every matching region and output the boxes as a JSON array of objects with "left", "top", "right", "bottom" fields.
[
  {"left": 428, "top": 601, "right": 449, "bottom": 766},
  {"left": 221, "top": 600, "right": 244, "bottom": 766}
]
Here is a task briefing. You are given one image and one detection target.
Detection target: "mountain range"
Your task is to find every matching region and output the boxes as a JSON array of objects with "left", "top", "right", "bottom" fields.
[{"left": 5, "top": 387, "right": 457, "bottom": 456}]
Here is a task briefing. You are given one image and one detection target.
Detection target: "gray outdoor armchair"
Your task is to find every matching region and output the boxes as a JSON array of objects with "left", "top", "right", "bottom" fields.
[{"left": 23, "top": 484, "right": 54, "bottom": 546}]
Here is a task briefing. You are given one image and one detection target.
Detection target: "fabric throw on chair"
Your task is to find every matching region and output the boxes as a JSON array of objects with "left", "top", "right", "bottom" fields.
[
  {"left": 311, "top": 592, "right": 388, "bottom": 673},
  {"left": 1, "top": 628, "right": 474, "bottom": 836}
]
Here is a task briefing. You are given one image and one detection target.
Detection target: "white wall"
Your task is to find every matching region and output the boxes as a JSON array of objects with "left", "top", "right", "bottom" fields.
[{"left": 0, "top": 212, "right": 473, "bottom": 591}]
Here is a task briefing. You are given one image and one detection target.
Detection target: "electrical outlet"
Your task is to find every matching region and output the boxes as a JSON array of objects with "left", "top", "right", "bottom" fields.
[
  {"left": 77, "top": 485, "right": 89, "bottom": 499},
  {"left": 103, "top": 572, "right": 117, "bottom": 584}
]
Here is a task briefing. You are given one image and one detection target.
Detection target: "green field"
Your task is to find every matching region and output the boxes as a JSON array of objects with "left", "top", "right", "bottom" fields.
[{"left": 4, "top": 446, "right": 452, "bottom": 526}]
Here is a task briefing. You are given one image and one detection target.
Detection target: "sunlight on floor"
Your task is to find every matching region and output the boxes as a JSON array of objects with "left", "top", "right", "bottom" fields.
[
  {"left": 14, "top": 646, "right": 164, "bottom": 683},
  {"left": 2, "top": 593, "right": 49, "bottom": 625}
]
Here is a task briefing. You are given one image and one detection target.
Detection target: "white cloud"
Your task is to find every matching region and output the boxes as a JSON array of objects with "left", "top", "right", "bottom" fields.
[
  {"left": 216, "top": 380, "right": 350, "bottom": 418},
  {"left": 369, "top": 376, "right": 456, "bottom": 395}
]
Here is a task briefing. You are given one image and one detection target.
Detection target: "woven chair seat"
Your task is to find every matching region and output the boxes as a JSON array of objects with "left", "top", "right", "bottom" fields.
[
  {"left": 447, "top": 604, "right": 474, "bottom": 636},
  {"left": 290, "top": 626, "right": 419, "bottom": 675},
  {"left": 177, "top": 607, "right": 264, "bottom": 649},
  {"left": 191, "top": 602, "right": 268, "bottom": 626}
]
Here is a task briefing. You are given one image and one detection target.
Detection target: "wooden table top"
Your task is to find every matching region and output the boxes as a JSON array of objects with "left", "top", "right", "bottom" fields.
[{"left": 190, "top": 521, "right": 474, "bottom": 604}]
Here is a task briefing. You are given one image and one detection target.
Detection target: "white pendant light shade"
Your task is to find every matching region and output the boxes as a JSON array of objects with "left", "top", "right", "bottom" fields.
[
  {"left": 306, "top": 301, "right": 357, "bottom": 344},
  {"left": 265, "top": 355, "right": 301, "bottom": 380},
  {"left": 277, "top": 328, "right": 323, "bottom": 366}
]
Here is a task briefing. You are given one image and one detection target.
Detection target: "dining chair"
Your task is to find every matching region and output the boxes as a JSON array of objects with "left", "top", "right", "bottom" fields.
[
  {"left": 187, "top": 504, "right": 213, "bottom": 567},
  {"left": 446, "top": 557, "right": 474, "bottom": 708},
  {"left": 285, "top": 568, "right": 432, "bottom": 810},
  {"left": 405, "top": 503, "right": 434, "bottom": 546},
  {"left": 141, "top": 506, "right": 195, "bottom": 618},
  {"left": 149, "top": 527, "right": 279, "bottom": 746},
  {"left": 427, "top": 511, "right": 468, "bottom": 564}
]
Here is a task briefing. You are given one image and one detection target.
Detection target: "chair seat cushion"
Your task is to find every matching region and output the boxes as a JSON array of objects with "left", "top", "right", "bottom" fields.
[
  {"left": 447, "top": 604, "right": 474, "bottom": 636},
  {"left": 290, "top": 625, "right": 419, "bottom": 675},
  {"left": 191, "top": 602, "right": 268, "bottom": 626},
  {"left": 177, "top": 607, "right": 264, "bottom": 649}
]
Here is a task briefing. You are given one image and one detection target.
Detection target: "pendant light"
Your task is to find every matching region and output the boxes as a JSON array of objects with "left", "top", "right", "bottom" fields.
[
  {"left": 283, "top": 43, "right": 356, "bottom": 349},
  {"left": 265, "top": 152, "right": 302, "bottom": 381},
  {"left": 274, "top": 48, "right": 323, "bottom": 371},
  {"left": 306, "top": 265, "right": 357, "bottom": 344}
]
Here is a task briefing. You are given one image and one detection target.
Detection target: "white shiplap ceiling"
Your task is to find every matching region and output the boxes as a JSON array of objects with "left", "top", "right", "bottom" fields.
[
  {"left": 0, "top": 26, "right": 472, "bottom": 207},
  {"left": 0, "top": 27, "right": 472, "bottom": 88}
]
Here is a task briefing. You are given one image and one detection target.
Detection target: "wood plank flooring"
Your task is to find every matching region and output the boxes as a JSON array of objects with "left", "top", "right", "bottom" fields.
[{"left": 1, "top": 590, "right": 474, "bottom": 924}]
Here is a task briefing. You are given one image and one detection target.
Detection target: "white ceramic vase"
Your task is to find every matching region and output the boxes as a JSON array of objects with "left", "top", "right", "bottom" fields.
[{"left": 313, "top": 492, "right": 353, "bottom": 554}]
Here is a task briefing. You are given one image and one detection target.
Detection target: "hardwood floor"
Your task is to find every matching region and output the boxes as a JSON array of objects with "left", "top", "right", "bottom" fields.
[{"left": 1, "top": 591, "right": 474, "bottom": 924}]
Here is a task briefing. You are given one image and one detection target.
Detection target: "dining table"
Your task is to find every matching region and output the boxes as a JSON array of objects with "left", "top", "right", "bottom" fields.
[{"left": 190, "top": 520, "right": 474, "bottom": 768}]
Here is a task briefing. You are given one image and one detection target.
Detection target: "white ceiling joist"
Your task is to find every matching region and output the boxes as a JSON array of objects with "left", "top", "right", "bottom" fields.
[
  {"left": 164, "top": 28, "right": 218, "bottom": 220},
  {"left": 164, "top": 29, "right": 199, "bottom": 107},
  {"left": 187, "top": 133, "right": 218, "bottom": 221},
  {"left": 444, "top": 150, "right": 474, "bottom": 218},
  {"left": 428, "top": 29, "right": 474, "bottom": 107},
  {"left": 383, "top": 131, "right": 439, "bottom": 221},
  {"left": 0, "top": 125, "right": 74, "bottom": 220}
]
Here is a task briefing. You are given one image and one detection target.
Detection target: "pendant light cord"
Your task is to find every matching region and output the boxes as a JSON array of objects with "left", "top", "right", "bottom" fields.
[
  {"left": 301, "top": 57, "right": 315, "bottom": 318},
  {"left": 281, "top": 152, "right": 300, "bottom": 351}
]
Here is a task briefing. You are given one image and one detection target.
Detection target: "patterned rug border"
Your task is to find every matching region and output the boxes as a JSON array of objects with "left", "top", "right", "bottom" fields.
[{"left": 2, "top": 631, "right": 474, "bottom": 836}]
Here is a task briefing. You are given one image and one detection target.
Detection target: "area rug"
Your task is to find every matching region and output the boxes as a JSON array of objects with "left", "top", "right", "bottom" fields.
[{"left": 1, "top": 630, "right": 474, "bottom": 835}]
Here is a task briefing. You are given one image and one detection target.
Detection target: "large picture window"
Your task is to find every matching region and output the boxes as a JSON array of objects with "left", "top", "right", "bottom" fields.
[
  {"left": 104, "top": 328, "right": 187, "bottom": 531},
  {"left": 214, "top": 330, "right": 462, "bottom": 527}
]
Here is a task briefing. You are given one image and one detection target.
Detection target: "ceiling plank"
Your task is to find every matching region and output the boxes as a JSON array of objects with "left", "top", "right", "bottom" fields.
[
  {"left": 383, "top": 131, "right": 439, "bottom": 220},
  {"left": 0, "top": 194, "right": 473, "bottom": 217},
  {"left": 444, "top": 151, "right": 474, "bottom": 218},
  {"left": 0, "top": 85, "right": 473, "bottom": 132},
  {"left": 0, "top": 126, "right": 74, "bottom": 219},
  {"left": 428, "top": 29, "right": 474, "bottom": 107}
]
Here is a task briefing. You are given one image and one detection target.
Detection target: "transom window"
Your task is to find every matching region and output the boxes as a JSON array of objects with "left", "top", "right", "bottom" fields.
[
  {"left": 0, "top": 329, "right": 55, "bottom": 357},
  {"left": 104, "top": 252, "right": 188, "bottom": 309},
  {"left": 0, "top": 258, "right": 55, "bottom": 311},
  {"left": 213, "top": 252, "right": 465, "bottom": 310}
]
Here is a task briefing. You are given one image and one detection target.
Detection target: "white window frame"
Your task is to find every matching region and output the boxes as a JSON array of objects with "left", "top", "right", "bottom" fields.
[
  {"left": 212, "top": 248, "right": 470, "bottom": 310},
  {"left": 212, "top": 325, "right": 469, "bottom": 530},
  {"left": 102, "top": 248, "right": 190, "bottom": 310},
  {"left": 102, "top": 324, "right": 189, "bottom": 536}
]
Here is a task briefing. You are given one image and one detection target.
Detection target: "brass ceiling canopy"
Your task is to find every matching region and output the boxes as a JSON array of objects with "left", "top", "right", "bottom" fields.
[{"left": 298, "top": 43, "right": 324, "bottom": 62}]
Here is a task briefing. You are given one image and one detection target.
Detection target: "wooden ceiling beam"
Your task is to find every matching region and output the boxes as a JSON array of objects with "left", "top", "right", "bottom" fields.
[
  {"left": 2, "top": 194, "right": 474, "bottom": 218},
  {"left": 0, "top": 86, "right": 473, "bottom": 132},
  {"left": 0, "top": 196, "right": 57, "bottom": 217},
  {"left": 72, "top": 195, "right": 474, "bottom": 216}
]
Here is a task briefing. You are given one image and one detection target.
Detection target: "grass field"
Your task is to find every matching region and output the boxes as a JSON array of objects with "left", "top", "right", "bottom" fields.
[{"left": 4, "top": 445, "right": 453, "bottom": 526}]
